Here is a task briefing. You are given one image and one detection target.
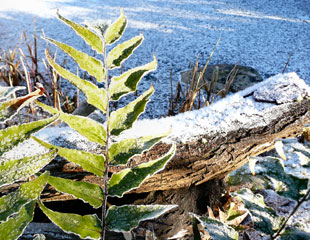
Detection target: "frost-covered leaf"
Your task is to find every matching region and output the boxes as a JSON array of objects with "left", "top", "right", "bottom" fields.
[
  {"left": 48, "top": 176, "right": 103, "bottom": 208},
  {"left": 33, "top": 137, "right": 105, "bottom": 177},
  {"left": 0, "top": 201, "right": 35, "bottom": 240},
  {"left": 36, "top": 101, "right": 106, "bottom": 146},
  {"left": 0, "top": 172, "right": 49, "bottom": 221},
  {"left": 57, "top": 11, "right": 103, "bottom": 54},
  {"left": 45, "top": 50, "right": 107, "bottom": 112},
  {"left": 233, "top": 188, "right": 285, "bottom": 235},
  {"left": 0, "top": 88, "right": 44, "bottom": 123},
  {"left": 280, "top": 228, "right": 310, "bottom": 240},
  {"left": 0, "top": 151, "right": 56, "bottom": 187},
  {"left": 274, "top": 138, "right": 310, "bottom": 179},
  {"left": 107, "top": 34, "right": 143, "bottom": 69},
  {"left": 228, "top": 157, "right": 308, "bottom": 201},
  {"left": 191, "top": 213, "right": 239, "bottom": 240},
  {"left": 105, "top": 8, "right": 127, "bottom": 45},
  {"left": 0, "top": 115, "right": 58, "bottom": 156},
  {"left": 106, "top": 204, "right": 177, "bottom": 232},
  {"left": 0, "top": 86, "right": 25, "bottom": 101},
  {"left": 109, "top": 85, "right": 154, "bottom": 136},
  {"left": 38, "top": 201, "right": 101, "bottom": 240},
  {"left": 109, "top": 131, "right": 168, "bottom": 165},
  {"left": 45, "top": 38, "right": 105, "bottom": 82},
  {"left": 109, "top": 55, "right": 157, "bottom": 101},
  {"left": 108, "top": 144, "right": 175, "bottom": 197}
]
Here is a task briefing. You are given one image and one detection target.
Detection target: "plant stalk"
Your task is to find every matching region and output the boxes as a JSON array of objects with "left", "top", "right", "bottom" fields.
[{"left": 101, "top": 42, "right": 110, "bottom": 240}]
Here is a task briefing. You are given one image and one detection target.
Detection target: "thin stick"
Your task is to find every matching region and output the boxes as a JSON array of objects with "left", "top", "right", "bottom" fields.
[
  {"left": 272, "top": 187, "right": 310, "bottom": 239},
  {"left": 20, "top": 56, "right": 36, "bottom": 117},
  {"left": 282, "top": 52, "right": 293, "bottom": 74}
]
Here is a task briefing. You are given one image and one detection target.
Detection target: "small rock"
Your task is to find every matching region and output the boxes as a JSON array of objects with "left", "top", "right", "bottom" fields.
[{"left": 180, "top": 64, "right": 263, "bottom": 93}]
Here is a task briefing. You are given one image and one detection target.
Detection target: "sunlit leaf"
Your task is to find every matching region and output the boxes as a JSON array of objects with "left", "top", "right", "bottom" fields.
[
  {"left": 48, "top": 176, "right": 103, "bottom": 208},
  {"left": 106, "top": 204, "right": 177, "bottom": 232},
  {"left": 0, "top": 201, "right": 35, "bottom": 240},
  {"left": 0, "top": 172, "right": 49, "bottom": 221},
  {"left": 108, "top": 144, "right": 176, "bottom": 197},
  {"left": 248, "top": 157, "right": 258, "bottom": 176},
  {"left": 191, "top": 213, "right": 239, "bottom": 240},
  {"left": 107, "top": 34, "right": 143, "bottom": 69},
  {"left": 0, "top": 151, "right": 56, "bottom": 187},
  {"left": 0, "top": 86, "right": 25, "bottom": 101},
  {"left": 36, "top": 101, "right": 106, "bottom": 146},
  {"left": 105, "top": 8, "right": 127, "bottom": 45},
  {"left": 0, "top": 114, "right": 58, "bottom": 156},
  {"left": 109, "top": 55, "right": 157, "bottom": 101},
  {"left": 45, "top": 50, "right": 107, "bottom": 112},
  {"left": 109, "top": 131, "right": 168, "bottom": 165},
  {"left": 109, "top": 85, "right": 154, "bottom": 136},
  {"left": 275, "top": 140, "right": 287, "bottom": 161},
  {"left": 57, "top": 11, "right": 103, "bottom": 54},
  {"left": 38, "top": 201, "right": 101, "bottom": 240},
  {"left": 45, "top": 38, "right": 105, "bottom": 82},
  {"left": 0, "top": 88, "right": 44, "bottom": 123},
  {"left": 233, "top": 188, "right": 285, "bottom": 235},
  {"left": 33, "top": 137, "right": 105, "bottom": 177}
]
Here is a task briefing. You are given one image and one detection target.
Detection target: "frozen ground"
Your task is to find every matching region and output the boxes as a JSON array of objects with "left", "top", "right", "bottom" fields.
[{"left": 0, "top": 0, "right": 309, "bottom": 119}]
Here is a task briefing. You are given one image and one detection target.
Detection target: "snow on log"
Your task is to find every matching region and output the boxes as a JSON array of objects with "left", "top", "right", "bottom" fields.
[{"left": 116, "top": 72, "right": 310, "bottom": 192}]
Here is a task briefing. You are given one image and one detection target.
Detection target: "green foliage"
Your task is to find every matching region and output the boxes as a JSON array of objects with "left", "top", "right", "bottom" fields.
[
  {"left": 191, "top": 213, "right": 239, "bottom": 240},
  {"left": 233, "top": 188, "right": 285, "bottom": 235},
  {"left": 38, "top": 201, "right": 102, "bottom": 240},
  {"left": 45, "top": 50, "right": 107, "bottom": 112},
  {"left": 44, "top": 37, "right": 105, "bottom": 82},
  {"left": 107, "top": 34, "right": 143, "bottom": 69},
  {"left": 0, "top": 201, "right": 36, "bottom": 240},
  {"left": 0, "top": 151, "right": 56, "bottom": 187},
  {"left": 104, "top": 8, "right": 127, "bottom": 45},
  {"left": 108, "top": 131, "right": 168, "bottom": 165},
  {"left": 57, "top": 10, "right": 103, "bottom": 54},
  {"left": 33, "top": 136, "right": 105, "bottom": 177},
  {"left": 108, "top": 144, "right": 176, "bottom": 197},
  {"left": 32, "top": 9, "right": 176, "bottom": 239},
  {"left": 109, "top": 85, "right": 154, "bottom": 136},
  {"left": 0, "top": 172, "right": 49, "bottom": 222},
  {"left": 106, "top": 204, "right": 177, "bottom": 232},
  {"left": 48, "top": 176, "right": 104, "bottom": 208},
  {"left": 0, "top": 115, "right": 58, "bottom": 156},
  {"left": 0, "top": 87, "right": 57, "bottom": 238}
]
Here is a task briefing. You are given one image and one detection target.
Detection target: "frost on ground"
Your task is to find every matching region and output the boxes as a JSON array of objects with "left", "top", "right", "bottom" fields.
[{"left": 0, "top": 0, "right": 309, "bottom": 119}]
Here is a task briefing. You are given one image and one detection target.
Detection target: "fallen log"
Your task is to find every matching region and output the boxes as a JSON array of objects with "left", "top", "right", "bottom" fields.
[
  {"left": 109, "top": 72, "right": 310, "bottom": 193},
  {"left": 2, "top": 73, "right": 310, "bottom": 201}
]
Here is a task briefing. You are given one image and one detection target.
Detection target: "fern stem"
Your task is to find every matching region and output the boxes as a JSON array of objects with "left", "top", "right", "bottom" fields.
[{"left": 101, "top": 41, "right": 110, "bottom": 240}]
